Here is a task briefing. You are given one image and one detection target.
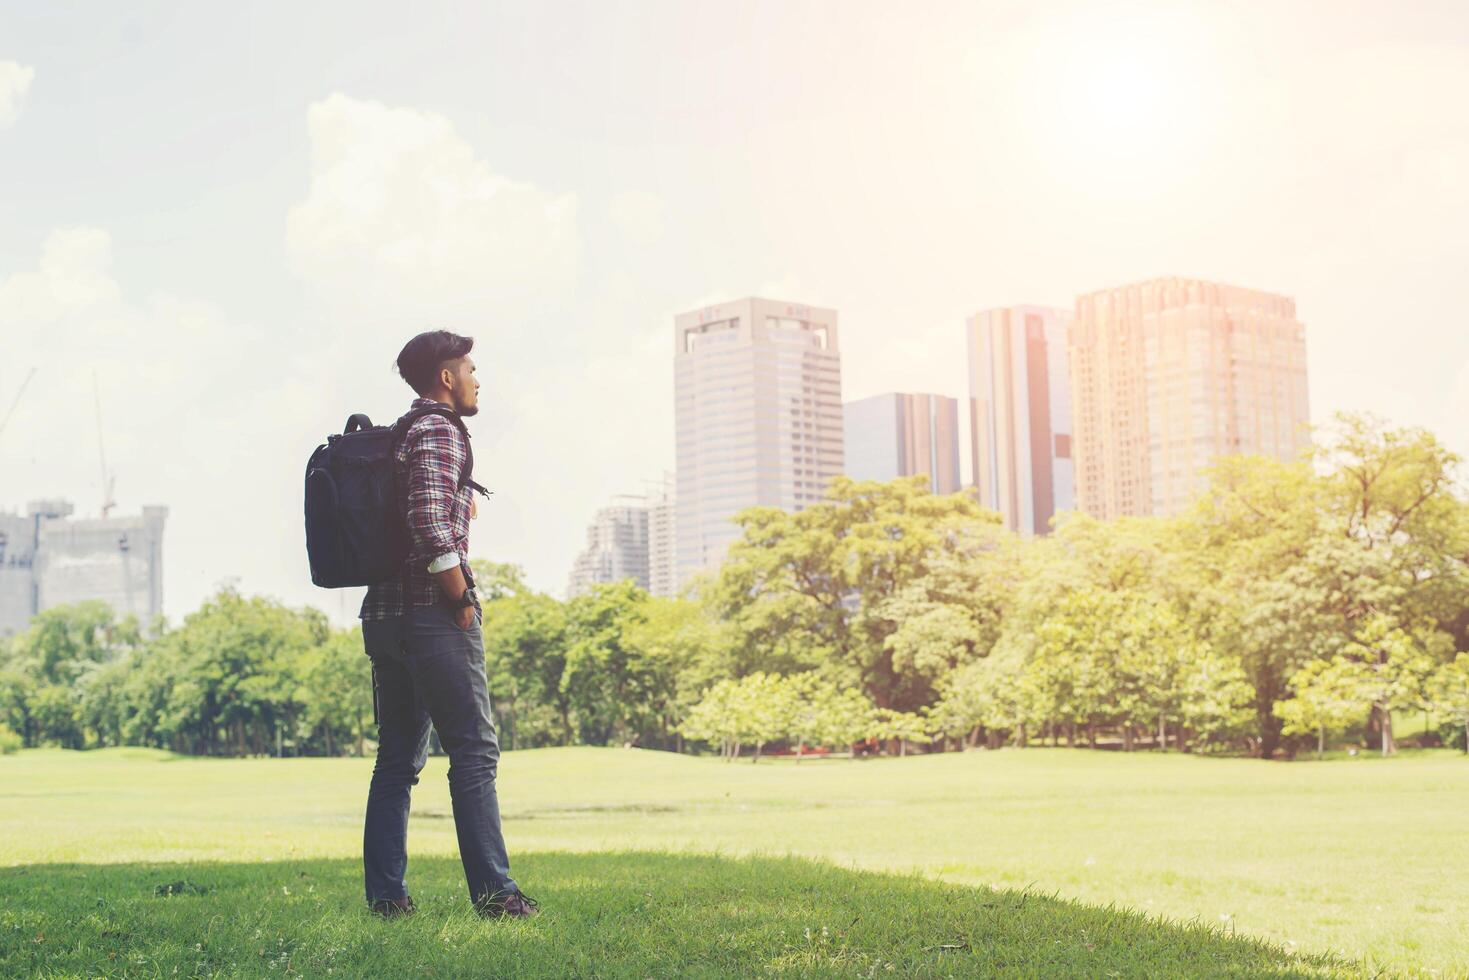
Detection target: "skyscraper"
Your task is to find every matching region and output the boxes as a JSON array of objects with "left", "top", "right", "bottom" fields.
[
  {"left": 674, "top": 297, "right": 843, "bottom": 587},
  {"left": 645, "top": 474, "right": 677, "bottom": 599},
  {"left": 1069, "top": 277, "right": 1310, "bottom": 518},
  {"left": 844, "top": 393, "right": 961, "bottom": 495},
  {"left": 966, "top": 306, "right": 1075, "bottom": 535},
  {"left": 566, "top": 496, "right": 650, "bottom": 598}
]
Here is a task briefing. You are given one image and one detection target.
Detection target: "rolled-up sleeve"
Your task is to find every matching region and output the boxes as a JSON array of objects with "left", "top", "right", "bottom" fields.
[{"left": 403, "top": 419, "right": 464, "bottom": 570}]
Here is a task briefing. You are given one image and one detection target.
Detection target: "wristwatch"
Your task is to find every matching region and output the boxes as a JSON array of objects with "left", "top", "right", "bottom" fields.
[{"left": 446, "top": 587, "right": 480, "bottom": 610}]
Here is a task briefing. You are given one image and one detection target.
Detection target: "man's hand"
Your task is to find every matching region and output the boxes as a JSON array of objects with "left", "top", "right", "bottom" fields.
[{"left": 433, "top": 563, "right": 477, "bottom": 630}]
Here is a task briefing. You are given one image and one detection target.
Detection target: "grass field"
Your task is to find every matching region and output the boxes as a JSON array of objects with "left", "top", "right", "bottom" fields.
[{"left": 4, "top": 746, "right": 1466, "bottom": 977}]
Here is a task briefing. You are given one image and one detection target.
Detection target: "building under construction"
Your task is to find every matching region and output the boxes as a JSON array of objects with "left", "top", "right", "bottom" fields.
[{"left": 0, "top": 499, "right": 167, "bottom": 636}]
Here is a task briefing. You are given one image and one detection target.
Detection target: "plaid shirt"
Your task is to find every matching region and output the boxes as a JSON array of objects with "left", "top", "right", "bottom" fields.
[{"left": 360, "top": 398, "right": 475, "bottom": 621}]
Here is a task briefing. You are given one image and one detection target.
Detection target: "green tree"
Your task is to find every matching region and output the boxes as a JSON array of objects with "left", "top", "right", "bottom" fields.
[
  {"left": 76, "top": 654, "right": 134, "bottom": 748},
  {"left": 13, "top": 601, "right": 140, "bottom": 686},
  {"left": 679, "top": 678, "right": 743, "bottom": 760},
  {"left": 708, "top": 476, "right": 990, "bottom": 713},
  {"left": 1275, "top": 658, "right": 1368, "bottom": 758},
  {"left": 621, "top": 596, "right": 730, "bottom": 751},
  {"left": 809, "top": 682, "right": 879, "bottom": 754},
  {"left": 0, "top": 660, "right": 36, "bottom": 748},
  {"left": 1335, "top": 615, "right": 1438, "bottom": 757},
  {"left": 29, "top": 684, "right": 83, "bottom": 749},
  {"left": 469, "top": 560, "right": 529, "bottom": 601},
  {"left": 0, "top": 723, "right": 20, "bottom": 754},
  {"left": 1176, "top": 650, "right": 1255, "bottom": 751},
  {"left": 928, "top": 649, "right": 1034, "bottom": 749},
  {"left": 481, "top": 590, "right": 571, "bottom": 749},
  {"left": 1182, "top": 424, "right": 1457, "bottom": 757},
  {"left": 1427, "top": 653, "right": 1469, "bottom": 754},
  {"left": 116, "top": 635, "right": 187, "bottom": 750},
  {"left": 734, "top": 672, "right": 798, "bottom": 762},
  {"left": 2, "top": 601, "right": 142, "bottom": 747},
  {"left": 298, "top": 627, "right": 374, "bottom": 756},
  {"left": 784, "top": 672, "right": 826, "bottom": 760},
  {"left": 561, "top": 581, "right": 676, "bottom": 746},
  {"left": 680, "top": 672, "right": 832, "bottom": 762},
  {"left": 925, "top": 662, "right": 989, "bottom": 749},
  {"left": 152, "top": 588, "right": 327, "bottom": 756},
  {"left": 1026, "top": 588, "right": 1213, "bottom": 751},
  {"left": 880, "top": 520, "right": 1016, "bottom": 699},
  {"left": 871, "top": 708, "right": 931, "bottom": 756},
  {"left": 777, "top": 671, "right": 884, "bottom": 759}
]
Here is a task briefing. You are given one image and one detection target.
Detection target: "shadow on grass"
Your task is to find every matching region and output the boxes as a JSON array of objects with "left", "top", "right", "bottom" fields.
[{"left": 2, "top": 852, "right": 1355, "bottom": 978}]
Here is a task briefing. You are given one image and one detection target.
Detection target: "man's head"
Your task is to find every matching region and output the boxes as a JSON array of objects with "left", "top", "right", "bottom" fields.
[{"left": 396, "top": 330, "right": 480, "bottom": 416}]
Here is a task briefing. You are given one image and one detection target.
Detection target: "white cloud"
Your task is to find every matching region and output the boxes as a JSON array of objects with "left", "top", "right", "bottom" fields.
[
  {"left": 608, "top": 190, "right": 666, "bottom": 247},
  {"left": 0, "top": 229, "right": 121, "bottom": 329},
  {"left": 286, "top": 93, "right": 580, "bottom": 314},
  {"left": 0, "top": 61, "right": 34, "bottom": 129}
]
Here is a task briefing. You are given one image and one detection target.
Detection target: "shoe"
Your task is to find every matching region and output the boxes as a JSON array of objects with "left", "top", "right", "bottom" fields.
[
  {"left": 474, "top": 890, "right": 539, "bottom": 919},
  {"left": 368, "top": 896, "right": 417, "bottom": 918}
]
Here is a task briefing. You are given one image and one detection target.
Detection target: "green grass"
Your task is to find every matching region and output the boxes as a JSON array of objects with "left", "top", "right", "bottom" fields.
[
  {"left": 5, "top": 855, "right": 1348, "bottom": 978},
  {"left": 5, "top": 747, "right": 1468, "bottom": 977}
]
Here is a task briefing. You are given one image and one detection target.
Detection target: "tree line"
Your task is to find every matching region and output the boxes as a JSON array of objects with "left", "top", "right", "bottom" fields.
[
  {"left": 3, "top": 413, "right": 1467, "bottom": 760},
  {"left": 0, "top": 592, "right": 366, "bottom": 756},
  {"left": 686, "top": 413, "right": 1469, "bottom": 759}
]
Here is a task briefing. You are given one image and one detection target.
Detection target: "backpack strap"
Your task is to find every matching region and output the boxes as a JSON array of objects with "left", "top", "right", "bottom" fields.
[{"left": 390, "top": 406, "right": 493, "bottom": 499}]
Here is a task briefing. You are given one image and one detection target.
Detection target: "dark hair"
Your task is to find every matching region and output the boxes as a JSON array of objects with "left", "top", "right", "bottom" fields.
[{"left": 396, "top": 330, "right": 474, "bottom": 394}]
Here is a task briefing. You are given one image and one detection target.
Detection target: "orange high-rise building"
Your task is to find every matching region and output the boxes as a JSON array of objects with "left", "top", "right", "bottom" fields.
[{"left": 1069, "top": 277, "right": 1310, "bottom": 518}]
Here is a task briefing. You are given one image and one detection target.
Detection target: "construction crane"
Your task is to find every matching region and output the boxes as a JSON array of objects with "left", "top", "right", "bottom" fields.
[
  {"left": 0, "top": 366, "right": 37, "bottom": 442},
  {"left": 94, "top": 373, "right": 117, "bottom": 519}
]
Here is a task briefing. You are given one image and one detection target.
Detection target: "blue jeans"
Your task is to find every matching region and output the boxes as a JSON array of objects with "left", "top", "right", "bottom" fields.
[{"left": 361, "top": 604, "right": 517, "bottom": 904}]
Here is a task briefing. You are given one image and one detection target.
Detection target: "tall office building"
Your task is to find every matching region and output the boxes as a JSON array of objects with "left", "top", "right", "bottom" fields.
[
  {"left": 566, "top": 496, "right": 650, "bottom": 598},
  {"left": 645, "top": 475, "right": 677, "bottom": 598},
  {"left": 0, "top": 500, "right": 168, "bottom": 635},
  {"left": 674, "top": 297, "right": 843, "bottom": 587},
  {"left": 1070, "top": 277, "right": 1310, "bottom": 518},
  {"left": 844, "top": 393, "right": 961, "bottom": 495},
  {"left": 966, "top": 306, "right": 1075, "bottom": 535}
]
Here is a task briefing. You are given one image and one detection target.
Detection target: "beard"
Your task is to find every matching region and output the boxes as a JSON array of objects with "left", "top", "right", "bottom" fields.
[{"left": 459, "top": 402, "right": 480, "bottom": 417}]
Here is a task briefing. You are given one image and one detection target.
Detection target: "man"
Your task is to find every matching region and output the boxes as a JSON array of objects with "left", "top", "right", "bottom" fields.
[{"left": 359, "top": 330, "right": 537, "bottom": 919}]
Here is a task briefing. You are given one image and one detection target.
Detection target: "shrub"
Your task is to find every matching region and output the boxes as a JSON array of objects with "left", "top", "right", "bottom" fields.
[{"left": 0, "top": 724, "right": 22, "bottom": 755}]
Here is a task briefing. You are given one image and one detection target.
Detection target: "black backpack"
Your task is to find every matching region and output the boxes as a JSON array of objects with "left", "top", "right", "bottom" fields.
[{"left": 304, "top": 406, "right": 489, "bottom": 588}]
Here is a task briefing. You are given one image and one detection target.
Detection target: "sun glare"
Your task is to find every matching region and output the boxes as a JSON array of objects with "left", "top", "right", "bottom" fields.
[
  {"left": 1028, "top": 12, "right": 1220, "bottom": 194},
  {"left": 1084, "top": 59, "right": 1166, "bottom": 139}
]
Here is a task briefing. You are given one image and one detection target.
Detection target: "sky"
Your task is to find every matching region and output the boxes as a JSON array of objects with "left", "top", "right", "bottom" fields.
[{"left": 2, "top": 1, "right": 1467, "bottom": 624}]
